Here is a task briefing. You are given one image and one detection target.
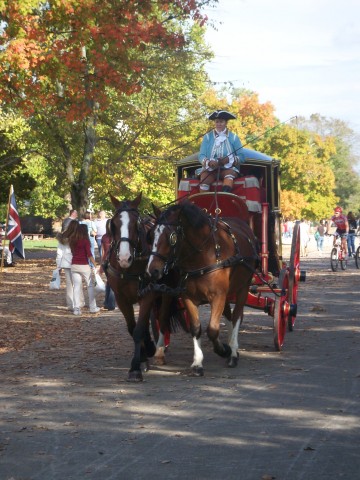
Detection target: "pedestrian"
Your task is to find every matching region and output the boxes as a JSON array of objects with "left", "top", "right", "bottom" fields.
[
  {"left": 287, "top": 218, "right": 294, "bottom": 238},
  {"left": 69, "top": 223, "right": 100, "bottom": 315},
  {"left": 315, "top": 220, "right": 325, "bottom": 255},
  {"left": 299, "top": 219, "right": 310, "bottom": 257},
  {"left": 347, "top": 211, "right": 357, "bottom": 257},
  {"left": 198, "top": 110, "right": 244, "bottom": 193},
  {"left": 94, "top": 210, "right": 108, "bottom": 259},
  {"left": 0, "top": 223, "right": 13, "bottom": 266},
  {"left": 100, "top": 219, "right": 116, "bottom": 310},
  {"left": 61, "top": 209, "right": 78, "bottom": 232},
  {"left": 80, "top": 212, "right": 97, "bottom": 259},
  {"left": 283, "top": 221, "right": 288, "bottom": 238},
  {"left": 56, "top": 220, "right": 79, "bottom": 310}
]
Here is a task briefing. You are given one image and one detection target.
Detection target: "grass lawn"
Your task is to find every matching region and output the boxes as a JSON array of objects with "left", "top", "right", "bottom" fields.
[{"left": 23, "top": 238, "right": 58, "bottom": 249}]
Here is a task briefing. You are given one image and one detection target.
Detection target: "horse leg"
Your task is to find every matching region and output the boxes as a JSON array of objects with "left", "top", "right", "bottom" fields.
[
  {"left": 191, "top": 336, "right": 204, "bottom": 376},
  {"left": 116, "top": 291, "right": 156, "bottom": 359},
  {"left": 222, "top": 302, "right": 232, "bottom": 322},
  {"left": 226, "top": 286, "right": 249, "bottom": 368},
  {"left": 115, "top": 295, "right": 152, "bottom": 368},
  {"left": 114, "top": 295, "right": 136, "bottom": 337},
  {"left": 226, "top": 307, "right": 243, "bottom": 368},
  {"left": 183, "top": 299, "right": 204, "bottom": 376},
  {"left": 128, "top": 294, "right": 155, "bottom": 382},
  {"left": 154, "top": 331, "right": 166, "bottom": 365},
  {"left": 207, "top": 296, "right": 232, "bottom": 360},
  {"left": 153, "top": 294, "right": 175, "bottom": 365}
]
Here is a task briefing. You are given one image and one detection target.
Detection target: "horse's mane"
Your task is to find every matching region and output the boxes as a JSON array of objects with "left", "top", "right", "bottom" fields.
[
  {"left": 182, "top": 202, "right": 210, "bottom": 229},
  {"left": 159, "top": 202, "right": 209, "bottom": 230},
  {"left": 114, "top": 200, "right": 138, "bottom": 214}
]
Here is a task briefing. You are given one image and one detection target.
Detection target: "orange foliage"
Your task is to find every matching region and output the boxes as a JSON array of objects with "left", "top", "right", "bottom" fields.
[
  {"left": 0, "top": 0, "right": 206, "bottom": 120},
  {"left": 281, "top": 190, "right": 308, "bottom": 219}
]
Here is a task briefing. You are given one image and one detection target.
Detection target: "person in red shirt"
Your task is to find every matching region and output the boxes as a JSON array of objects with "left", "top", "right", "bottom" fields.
[
  {"left": 326, "top": 206, "right": 349, "bottom": 256},
  {"left": 69, "top": 223, "right": 100, "bottom": 315}
]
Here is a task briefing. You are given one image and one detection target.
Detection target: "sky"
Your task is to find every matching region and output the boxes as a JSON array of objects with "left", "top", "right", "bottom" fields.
[{"left": 203, "top": 0, "right": 360, "bottom": 137}]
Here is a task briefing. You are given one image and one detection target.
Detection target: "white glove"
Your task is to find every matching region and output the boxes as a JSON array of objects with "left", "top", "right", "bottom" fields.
[{"left": 224, "top": 153, "right": 234, "bottom": 168}]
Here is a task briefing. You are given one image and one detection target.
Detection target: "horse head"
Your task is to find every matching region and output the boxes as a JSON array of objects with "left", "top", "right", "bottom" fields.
[
  {"left": 148, "top": 201, "right": 250, "bottom": 283},
  {"left": 147, "top": 203, "right": 188, "bottom": 281},
  {"left": 109, "top": 192, "right": 143, "bottom": 268}
]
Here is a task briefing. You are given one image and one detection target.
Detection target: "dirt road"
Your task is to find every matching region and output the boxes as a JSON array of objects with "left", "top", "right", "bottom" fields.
[{"left": 0, "top": 239, "right": 359, "bottom": 480}]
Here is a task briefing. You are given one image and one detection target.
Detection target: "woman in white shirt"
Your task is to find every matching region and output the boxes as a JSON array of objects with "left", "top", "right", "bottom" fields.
[{"left": 56, "top": 220, "right": 84, "bottom": 310}]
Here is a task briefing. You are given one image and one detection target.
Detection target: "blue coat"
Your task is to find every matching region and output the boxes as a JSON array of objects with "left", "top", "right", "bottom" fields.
[{"left": 199, "top": 129, "right": 244, "bottom": 171}]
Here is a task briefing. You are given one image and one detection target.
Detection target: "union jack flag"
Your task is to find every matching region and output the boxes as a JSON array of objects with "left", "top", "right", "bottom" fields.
[{"left": 7, "top": 186, "right": 25, "bottom": 259}]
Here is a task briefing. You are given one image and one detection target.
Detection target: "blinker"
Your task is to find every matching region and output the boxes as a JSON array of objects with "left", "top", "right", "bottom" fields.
[{"left": 169, "top": 231, "right": 177, "bottom": 246}]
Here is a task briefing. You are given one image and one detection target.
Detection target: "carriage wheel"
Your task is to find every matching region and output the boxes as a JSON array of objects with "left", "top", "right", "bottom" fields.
[
  {"left": 273, "top": 268, "right": 288, "bottom": 351},
  {"left": 355, "top": 246, "right": 360, "bottom": 269},
  {"left": 287, "top": 221, "right": 301, "bottom": 331},
  {"left": 273, "top": 291, "right": 287, "bottom": 352},
  {"left": 330, "top": 247, "right": 339, "bottom": 272}
]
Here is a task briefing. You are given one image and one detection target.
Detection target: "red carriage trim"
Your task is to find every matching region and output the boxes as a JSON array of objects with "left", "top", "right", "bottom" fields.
[{"left": 178, "top": 176, "right": 263, "bottom": 213}]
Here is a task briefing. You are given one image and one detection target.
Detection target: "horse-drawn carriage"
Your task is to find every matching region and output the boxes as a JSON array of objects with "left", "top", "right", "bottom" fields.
[
  {"left": 173, "top": 148, "right": 305, "bottom": 351},
  {"left": 107, "top": 147, "right": 305, "bottom": 381}
]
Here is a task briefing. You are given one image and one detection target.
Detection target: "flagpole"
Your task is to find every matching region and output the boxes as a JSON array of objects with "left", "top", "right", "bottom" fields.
[{"left": 0, "top": 185, "right": 13, "bottom": 276}]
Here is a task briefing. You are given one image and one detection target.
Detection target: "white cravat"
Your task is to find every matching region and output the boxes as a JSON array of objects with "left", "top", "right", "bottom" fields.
[{"left": 214, "top": 129, "right": 227, "bottom": 147}]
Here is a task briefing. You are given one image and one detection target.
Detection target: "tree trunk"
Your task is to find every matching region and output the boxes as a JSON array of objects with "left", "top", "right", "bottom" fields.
[{"left": 70, "top": 115, "right": 97, "bottom": 216}]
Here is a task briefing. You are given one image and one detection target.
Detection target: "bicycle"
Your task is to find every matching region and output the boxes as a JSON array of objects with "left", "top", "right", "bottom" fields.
[
  {"left": 328, "top": 234, "right": 347, "bottom": 271},
  {"left": 355, "top": 242, "right": 360, "bottom": 269}
]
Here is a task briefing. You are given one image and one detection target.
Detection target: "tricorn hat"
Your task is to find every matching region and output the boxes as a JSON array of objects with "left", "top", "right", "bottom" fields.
[{"left": 208, "top": 110, "right": 236, "bottom": 121}]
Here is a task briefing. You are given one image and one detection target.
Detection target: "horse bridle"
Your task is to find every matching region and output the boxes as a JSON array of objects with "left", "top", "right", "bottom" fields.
[
  {"left": 149, "top": 221, "right": 181, "bottom": 275},
  {"left": 111, "top": 206, "right": 144, "bottom": 261}
]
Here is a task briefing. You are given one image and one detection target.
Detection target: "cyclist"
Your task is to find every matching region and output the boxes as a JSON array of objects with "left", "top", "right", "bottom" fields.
[{"left": 326, "top": 206, "right": 349, "bottom": 257}]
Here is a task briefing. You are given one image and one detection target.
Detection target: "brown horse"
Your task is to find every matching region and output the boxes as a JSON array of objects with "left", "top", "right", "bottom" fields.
[
  {"left": 146, "top": 200, "right": 259, "bottom": 376},
  {"left": 105, "top": 193, "right": 157, "bottom": 369},
  {"left": 106, "top": 193, "right": 185, "bottom": 381}
]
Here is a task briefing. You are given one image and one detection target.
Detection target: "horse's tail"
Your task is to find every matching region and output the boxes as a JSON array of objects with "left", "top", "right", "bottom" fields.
[
  {"left": 157, "top": 296, "right": 190, "bottom": 334},
  {"left": 172, "top": 297, "right": 191, "bottom": 333}
]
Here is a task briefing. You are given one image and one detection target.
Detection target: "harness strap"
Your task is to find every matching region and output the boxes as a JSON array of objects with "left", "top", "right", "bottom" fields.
[
  {"left": 105, "top": 263, "right": 143, "bottom": 281},
  {"left": 139, "top": 282, "right": 186, "bottom": 298},
  {"left": 182, "top": 253, "right": 258, "bottom": 279}
]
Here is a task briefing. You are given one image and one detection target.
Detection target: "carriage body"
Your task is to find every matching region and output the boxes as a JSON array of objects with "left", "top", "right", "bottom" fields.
[{"left": 173, "top": 148, "right": 304, "bottom": 351}]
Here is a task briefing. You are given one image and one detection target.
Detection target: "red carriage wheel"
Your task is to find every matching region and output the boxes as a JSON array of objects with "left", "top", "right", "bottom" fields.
[
  {"left": 287, "top": 221, "right": 301, "bottom": 331},
  {"left": 273, "top": 268, "right": 289, "bottom": 351}
]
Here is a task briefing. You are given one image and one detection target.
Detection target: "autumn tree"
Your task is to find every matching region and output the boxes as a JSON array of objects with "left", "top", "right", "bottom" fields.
[
  {"left": 0, "top": 0, "right": 216, "bottom": 214},
  {"left": 294, "top": 114, "right": 360, "bottom": 212},
  {"left": 0, "top": 109, "right": 36, "bottom": 218}
]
